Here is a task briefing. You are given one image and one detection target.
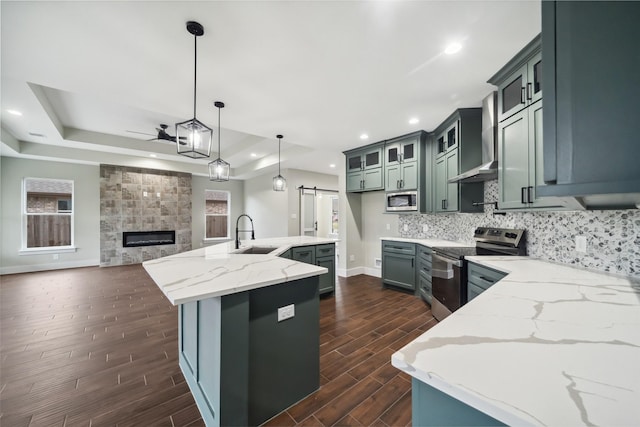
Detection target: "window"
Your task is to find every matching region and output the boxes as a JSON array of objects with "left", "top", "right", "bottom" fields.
[
  {"left": 23, "top": 178, "right": 74, "bottom": 249},
  {"left": 205, "top": 190, "right": 230, "bottom": 239}
]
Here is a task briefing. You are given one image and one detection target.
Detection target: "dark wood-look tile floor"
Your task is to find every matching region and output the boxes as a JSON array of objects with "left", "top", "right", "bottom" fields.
[{"left": 1, "top": 265, "right": 437, "bottom": 426}]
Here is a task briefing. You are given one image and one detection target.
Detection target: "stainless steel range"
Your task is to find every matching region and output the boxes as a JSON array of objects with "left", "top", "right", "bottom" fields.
[{"left": 431, "top": 227, "right": 526, "bottom": 321}]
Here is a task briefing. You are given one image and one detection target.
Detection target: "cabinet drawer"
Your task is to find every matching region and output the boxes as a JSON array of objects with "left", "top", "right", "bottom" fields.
[
  {"left": 315, "top": 244, "right": 335, "bottom": 257},
  {"left": 418, "top": 274, "right": 432, "bottom": 305},
  {"left": 292, "top": 247, "right": 316, "bottom": 265},
  {"left": 418, "top": 261, "right": 432, "bottom": 277},
  {"left": 382, "top": 241, "right": 416, "bottom": 255},
  {"left": 467, "top": 262, "right": 507, "bottom": 290}
]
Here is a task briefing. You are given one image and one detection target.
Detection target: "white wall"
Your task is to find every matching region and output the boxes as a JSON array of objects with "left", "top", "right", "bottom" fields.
[
  {"left": 191, "top": 176, "right": 244, "bottom": 248},
  {"left": 361, "top": 192, "right": 399, "bottom": 277},
  {"left": 0, "top": 157, "right": 101, "bottom": 273},
  {"left": 243, "top": 173, "right": 288, "bottom": 239}
]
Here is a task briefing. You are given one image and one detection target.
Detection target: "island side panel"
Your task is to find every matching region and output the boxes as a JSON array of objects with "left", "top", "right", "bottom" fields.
[
  {"left": 248, "top": 276, "right": 320, "bottom": 426},
  {"left": 412, "top": 378, "right": 505, "bottom": 427}
]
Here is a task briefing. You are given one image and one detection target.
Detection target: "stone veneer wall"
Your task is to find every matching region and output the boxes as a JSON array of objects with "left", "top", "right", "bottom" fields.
[
  {"left": 100, "top": 165, "right": 192, "bottom": 266},
  {"left": 398, "top": 180, "right": 640, "bottom": 278}
]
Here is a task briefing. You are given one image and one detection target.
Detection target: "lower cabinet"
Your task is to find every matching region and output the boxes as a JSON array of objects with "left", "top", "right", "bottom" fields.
[
  {"left": 417, "top": 245, "right": 433, "bottom": 304},
  {"left": 289, "top": 244, "right": 336, "bottom": 295},
  {"left": 381, "top": 241, "right": 416, "bottom": 291},
  {"left": 467, "top": 262, "right": 507, "bottom": 302}
]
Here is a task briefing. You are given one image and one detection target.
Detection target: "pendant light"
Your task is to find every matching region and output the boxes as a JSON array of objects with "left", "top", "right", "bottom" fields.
[
  {"left": 208, "top": 101, "right": 230, "bottom": 181},
  {"left": 272, "top": 135, "right": 287, "bottom": 191},
  {"left": 175, "top": 21, "right": 212, "bottom": 159}
]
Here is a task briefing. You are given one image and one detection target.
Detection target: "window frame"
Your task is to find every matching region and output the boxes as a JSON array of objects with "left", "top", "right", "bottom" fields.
[
  {"left": 20, "top": 177, "right": 76, "bottom": 254},
  {"left": 204, "top": 189, "right": 231, "bottom": 241}
]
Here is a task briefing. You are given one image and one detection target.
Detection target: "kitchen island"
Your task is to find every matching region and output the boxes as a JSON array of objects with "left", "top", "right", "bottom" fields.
[
  {"left": 392, "top": 257, "right": 640, "bottom": 426},
  {"left": 143, "top": 236, "right": 336, "bottom": 427}
]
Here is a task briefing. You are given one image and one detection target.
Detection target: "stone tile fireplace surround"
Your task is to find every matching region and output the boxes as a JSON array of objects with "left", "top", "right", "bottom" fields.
[{"left": 100, "top": 165, "right": 192, "bottom": 266}]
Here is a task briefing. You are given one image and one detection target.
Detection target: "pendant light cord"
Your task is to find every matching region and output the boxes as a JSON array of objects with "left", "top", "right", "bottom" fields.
[
  {"left": 193, "top": 34, "right": 197, "bottom": 119},
  {"left": 278, "top": 137, "right": 282, "bottom": 175},
  {"left": 217, "top": 106, "right": 221, "bottom": 156}
]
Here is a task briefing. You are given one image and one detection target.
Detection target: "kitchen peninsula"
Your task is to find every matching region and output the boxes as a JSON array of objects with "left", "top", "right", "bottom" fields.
[
  {"left": 392, "top": 257, "right": 640, "bottom": 426},
  {"left": 143, "top": 236, "right": 336, "bottom": 427}
]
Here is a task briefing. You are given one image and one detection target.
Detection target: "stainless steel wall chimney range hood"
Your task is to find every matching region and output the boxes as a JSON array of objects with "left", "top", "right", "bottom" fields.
[{"left": 448, "top": 92, "right": 498, "bottom": 183}]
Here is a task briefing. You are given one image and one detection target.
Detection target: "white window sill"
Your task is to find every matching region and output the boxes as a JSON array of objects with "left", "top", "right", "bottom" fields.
[{"left": 19, "top": 246, "right": 77, "bottom": 256}]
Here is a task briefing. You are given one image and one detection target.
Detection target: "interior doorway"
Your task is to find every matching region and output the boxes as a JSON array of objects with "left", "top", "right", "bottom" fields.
[{"left": 299, "top": 186, "right": 338, "bottom": 238}]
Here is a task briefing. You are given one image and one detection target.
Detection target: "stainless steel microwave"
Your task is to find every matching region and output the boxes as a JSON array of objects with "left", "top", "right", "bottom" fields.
[{"left": 386, "top": 191, "right": 418, "bottom": 212}]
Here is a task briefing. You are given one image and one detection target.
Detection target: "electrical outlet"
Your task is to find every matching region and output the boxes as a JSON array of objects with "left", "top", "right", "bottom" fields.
[
  {"left": 386, "top": 223, "right": 390, "bottom": 231},
  {"left": 422, "top": 224, "right": 428, "bottom": 233},
  {"left": 403, "top": 224, "right": 408, "bottom": 232},
  {"left": 277, "top": 304, "right": 295, "bottom": 322},
  {"left": 52, "top": 254, "right": 59, "bottom": 260},
  {"left": 143, "top": 191, "right": 148, "bottom": 197},
  {"left": 349, "top": 254, "right": 355, "bottom": 262},
  {"left": 575, "top": 235, "right": 587, "bottom": 253}
]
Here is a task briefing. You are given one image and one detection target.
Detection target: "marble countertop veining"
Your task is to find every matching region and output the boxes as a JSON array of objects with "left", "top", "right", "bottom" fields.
[
  {"left": 380, "top": 236, "right": 473, "bottom": 248},
  {"left": 143, "top": 236, "right": 337, "bottom": 305},
  {"left": 392, "top": 256, "right": 640, "bottom": 426}
]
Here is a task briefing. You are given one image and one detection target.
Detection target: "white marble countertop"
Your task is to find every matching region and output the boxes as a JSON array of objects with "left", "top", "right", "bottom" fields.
[
  {"left": 392, "top": 256, "right": 640, "bottom": 426},
  {"left": 380, "top": 236, "right": 472, "bottom": 248},
  {"left": 143, "top": 236, "right": 337, "bottom": 305}
]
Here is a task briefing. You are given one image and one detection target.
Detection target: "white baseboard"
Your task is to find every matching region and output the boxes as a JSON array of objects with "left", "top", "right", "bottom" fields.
[
  {"left": 0, "top": 259, "right": 100, "bottom": 275},
  {"left": 364, "top": 267, "right": 382, "bottom": 278},
  {"left": 337, "top": 266, "right": 365, "bottom": 278}
]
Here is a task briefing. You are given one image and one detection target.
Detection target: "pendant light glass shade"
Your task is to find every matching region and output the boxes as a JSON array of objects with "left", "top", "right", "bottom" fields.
[
  {"left": 273, "top": 134, "right": 287, "bottom": 191},
  {"left": 176, "top": 21, "right": 212, "bottom": 159},
  {"left": 209, "top": 101, "right": 230, "bottom": 182}
]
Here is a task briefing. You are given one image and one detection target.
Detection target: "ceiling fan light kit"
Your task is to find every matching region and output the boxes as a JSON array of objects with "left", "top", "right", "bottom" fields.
[
  {"left": 208, "top": 101, "right": 230, "bottom": 182},
  {"left": 273, "top": 134, "right": 287, "bottom": 191},
  {"left": 176, "top": 21, "right": 212, "bottom": 159}
]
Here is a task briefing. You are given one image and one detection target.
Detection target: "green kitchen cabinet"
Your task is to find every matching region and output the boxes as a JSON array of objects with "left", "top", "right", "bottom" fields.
[
  {"left": 291, "top": 244, "right": 335, "bottom": 295},
  {"left": 490, "top": 36, "right": 576, "bottom": 211},
  {"left": 345, "top": 143, "right": 384, "bottom": 192},
  {"left": 384, "top": 132, "right": 424, "bottom": 192},
  {"left": 467, "top": 261, "right": 507, "bottom": 302},
  {"left": 381, "top": 241, "right": 416, "bottom": 291},
  {"left": 538, "top": 1, "right": 640, "bottom": 208},
  {"left": 432, "top": 109, "right": 484, "bottom": 213}
]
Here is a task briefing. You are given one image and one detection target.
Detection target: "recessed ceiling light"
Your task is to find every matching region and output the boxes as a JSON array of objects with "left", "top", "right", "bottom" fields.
[
  {"left": 149, "top": 154, "right": 157, "bottom": 158},
  {"left": 409, "top": 117, "right": 419, "bottom": 125},
  {"left": 360, "top": 134, "right": 369, "bottom": 140},
  {"left": 251, "top": 153, "right": 257, "bottom": 158},
  {"left": 444, "top": 42, "right": 462, "bottom": 55},
  {"left": 7, "top": 109, "right": 22, "bottom": 116},
  {"left": 329, "top": 164, "right": 336, "bottom": 168}
]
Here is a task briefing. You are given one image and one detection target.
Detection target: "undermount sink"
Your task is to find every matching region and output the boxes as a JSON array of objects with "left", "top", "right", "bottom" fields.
[{"left": 235, "top": 246, "right": 279, "bottom": 255}]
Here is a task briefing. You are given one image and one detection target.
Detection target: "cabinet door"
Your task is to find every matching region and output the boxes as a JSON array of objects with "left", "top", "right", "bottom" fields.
[
  {"left": 400, "top": 162, "right": 418, "bottom": 190},
  {"left": 316, "top": 256, "right": 335, "bottom": 294},
  {"left": 527, "top": 51, "right": 542, "bottom": 105},
  {"left": 385, "top": 143, "right": 400, "bottom": 166},
  {"left": 292, "top": 246, "right": 316, "bottom": 265},
  {"left": 346, "top": 153, "right": 363, "bottom": 172},
  {"left": 435, "top": 132, "right": 447, "bottom": 158},
  {"left": 498, "top": 63, "right": 528, "bottom": 122},
  {"left": 434, "top": 157, "right": 447, "bottom": 212},
  {"left": 446, "top": 122, "right": 458, "bottom": 152},
  {"left": 498, "top": 109, "right": 530, "bottom": 209},
  {"left": 385, "top": 164, "right": 401, "bottom": 191},
  {"left": 444, "top": 150, "right": 459, "bottom": 212},
  {"left": 363, "top": 168, "right": 383, "bottom": 191},
  {"left": 401, "top": 138, "right": 417, "bottom": 163},
  {"left": 363, "top": 146, "right": 382, "bottom": 170},
  {"left": 381, "top": 252, "right": 415, "bottom": 290},
  {"left": 346, "top": 171, "right": 363, "bottom": 192}
]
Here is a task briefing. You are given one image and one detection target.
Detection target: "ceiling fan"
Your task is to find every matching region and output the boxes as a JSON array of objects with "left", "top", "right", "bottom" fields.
[{"left": 127, "top": 124, "right": 187, "bottom": 144}]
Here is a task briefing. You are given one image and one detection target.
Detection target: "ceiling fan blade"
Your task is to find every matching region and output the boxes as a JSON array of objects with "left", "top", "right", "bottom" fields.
[{"left": 126, "top": 130, "right": 156, "bottom": 137}]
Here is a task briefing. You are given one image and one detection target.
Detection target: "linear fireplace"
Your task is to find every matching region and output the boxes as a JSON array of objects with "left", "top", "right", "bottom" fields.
[{"left": 123, "top": 230, "right": 176, "bottom": 248}]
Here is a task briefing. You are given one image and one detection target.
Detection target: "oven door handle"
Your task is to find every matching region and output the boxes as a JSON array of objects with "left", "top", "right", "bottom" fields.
[{"left": 433, "top": 253, "right": 463, "bottom": 268}]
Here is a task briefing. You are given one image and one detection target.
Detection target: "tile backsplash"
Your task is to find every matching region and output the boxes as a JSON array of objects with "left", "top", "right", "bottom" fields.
[{"left": 398, "top": 180, "right": 640, "bottom": 278}]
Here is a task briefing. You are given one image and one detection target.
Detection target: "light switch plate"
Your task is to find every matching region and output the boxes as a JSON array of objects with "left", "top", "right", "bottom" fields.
[
  {"left": 277, "top": 304, "right": 295, "bottom": 322},
  {"left": 575, "top": 235, "right": 587, "bottom": 253},
  {"left": 422, "top": 224, "right": 428, "bottom": 233},
  {"left": 403, "top": 224, "right": 408, "bottom": 232}
]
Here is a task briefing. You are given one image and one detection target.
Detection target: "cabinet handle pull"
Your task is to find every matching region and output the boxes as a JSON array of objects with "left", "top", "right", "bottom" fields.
[
  {"left": 411, "top": 259, "right": 414, "bottom": 268},
  {"left": 528, "top": 186, "right": 534, "bottom": 204},
  {"left": 521, "top": 187, "right": 527, "bottom": 204},
  {"left": 400, "top": 179, "right": 404, "bottom": 188},
  {"left": 396, "top": 180, "right": 399, "bottom": 189},
  {"left": 441, "top": 199, "right": 445, "bottom": 209},
  {"left": 526, "top": 83, "right": 532, "bottom": 101},
  {"left": 521, "top": 87, "right": 526, "bottom": 104}
]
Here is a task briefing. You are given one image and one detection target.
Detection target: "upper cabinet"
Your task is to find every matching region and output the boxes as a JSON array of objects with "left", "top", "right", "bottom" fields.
[
  {"left": 384, "top": 131, "right": 426, "bottom": 192},
  {"left": 489, "top": 36, "right": 576, "bottom": 211},
  {"left": 345, "top": 143, "right": 384, "bottom": 192},
  {"left": 539, "top": 1, "right": 640, "bottom": 209},
  {"left": 432, "top": 109, "right": 484, "bottom": 213}
]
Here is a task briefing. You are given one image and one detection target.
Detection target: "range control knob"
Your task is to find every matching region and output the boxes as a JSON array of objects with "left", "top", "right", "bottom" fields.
[
  {"left": 474, "top": 228, "right": 484, "bottom": 235},
  {"left": 505, "top": 232, "right": 517, "bottom": 239}
]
